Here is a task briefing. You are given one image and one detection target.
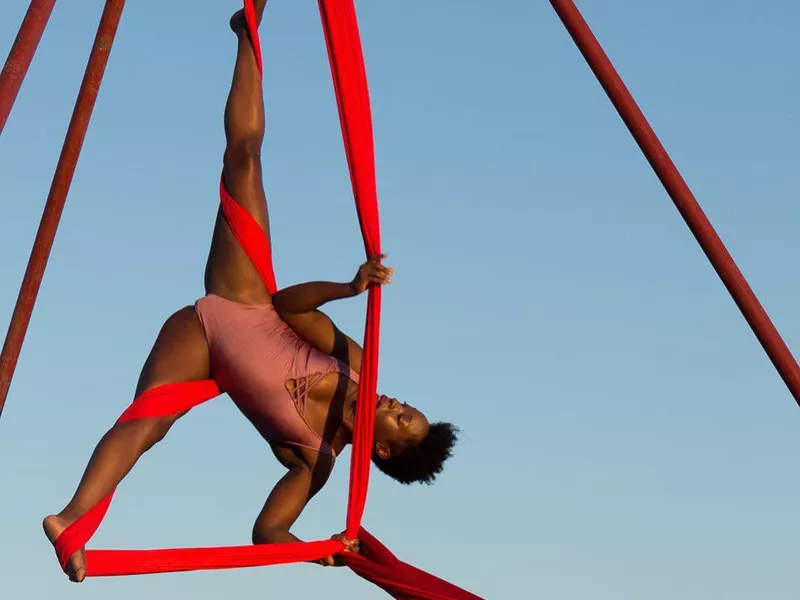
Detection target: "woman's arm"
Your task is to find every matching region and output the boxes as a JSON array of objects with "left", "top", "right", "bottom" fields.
[
  {"left": 272, "top": 281, "right": 358, "bottom": 314},
  {"left": 252, "top": 448, "right": 333, "bottom": 546},
  {"left": 273, "top": 256, "right": 391, "bottom": 313},
  {"left": 276, "top": 307, "right": 363, "bottom": 372},
  {"left": 272, "top": 257, "right": 392, "bottom": 370},
  {"left": 252, "top": 465, "right": 316, "bottom": 546}
]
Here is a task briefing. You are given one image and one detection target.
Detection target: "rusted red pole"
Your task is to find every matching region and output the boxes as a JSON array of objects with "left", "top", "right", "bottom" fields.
[
  {"left": 0, "top": 0, "right": 57, "bottom": 135},
  {"left": 0, "top": 0, "right": 127, "bottom": 419},
  {"left": 549, "top": 0, "right": 800, "bottom": 406}
]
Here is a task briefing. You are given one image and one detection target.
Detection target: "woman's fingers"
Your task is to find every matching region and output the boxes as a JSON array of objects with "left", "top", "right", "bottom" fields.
[
  {"left": 370, "top": 270, "right": 391, "bottom": 281},
  {"left": 322, "top": 533, "right": 359, "bottom": 566},
  {"left": 362, "top": 268, "right": 392, "bottom": 284},
  {"left": 364, "top": 261, "right": 391, "bottom": 273},
  {"left": 367, "top": 255, "right": 390, "bottom": 270},
  {"left": 367, "top": 264, "right": 393, "bottom": 277},
  {"left": 355, "top": 256, "right": 393, "bottom": 290},
  {"left": 330, "top": 533, "right": 360, "bottom": 552}
]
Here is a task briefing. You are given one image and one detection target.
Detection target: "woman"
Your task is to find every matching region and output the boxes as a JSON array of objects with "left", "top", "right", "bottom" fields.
[{"left": 43, "top": 1, "right": 458, "bottom": 583}]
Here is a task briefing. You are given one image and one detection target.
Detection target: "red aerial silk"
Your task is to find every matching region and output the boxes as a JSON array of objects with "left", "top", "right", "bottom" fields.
[{"left": 53, "top": 2, "right": 482, "bottom": 599}]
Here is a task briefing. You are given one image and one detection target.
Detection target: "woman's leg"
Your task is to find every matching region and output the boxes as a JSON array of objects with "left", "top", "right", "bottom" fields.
[
  {"left": 204, "top": 1, "right": 272, "bottom": 304},
  {"left": 43, "top": 307, "right": 211, "bottom": 582}
]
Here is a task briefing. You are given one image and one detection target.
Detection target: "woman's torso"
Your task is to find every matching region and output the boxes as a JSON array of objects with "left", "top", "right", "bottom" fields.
[{"left": 194, "top": 294, "right": 356, "bottom": 458}]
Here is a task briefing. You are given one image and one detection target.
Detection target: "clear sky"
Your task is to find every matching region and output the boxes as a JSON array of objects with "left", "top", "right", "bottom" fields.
[{"left": 1, "top": 1, "right": 798, "bottom": 598}]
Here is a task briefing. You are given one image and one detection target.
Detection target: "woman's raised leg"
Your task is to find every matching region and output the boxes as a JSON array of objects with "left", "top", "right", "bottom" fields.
[
  {"left": 204, "top": 1, "right": 272, "bottom": 304},
  {"left": 43, "top": 307, "right": 211, "bottom": 582}
]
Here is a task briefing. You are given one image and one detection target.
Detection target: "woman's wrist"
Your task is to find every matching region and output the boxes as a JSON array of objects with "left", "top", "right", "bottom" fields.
[{"left": 346, "top": 279, "right": 362, "bottom": 296}]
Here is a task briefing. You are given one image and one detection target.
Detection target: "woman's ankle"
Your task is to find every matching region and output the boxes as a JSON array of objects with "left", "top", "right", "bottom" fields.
[{"left": 57, "top": 505, "right": 89, "bottom": 525}]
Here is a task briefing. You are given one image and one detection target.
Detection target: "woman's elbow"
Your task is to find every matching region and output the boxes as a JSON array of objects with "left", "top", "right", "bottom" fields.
[{"left": 252, "top": 525, "right": 280, "bottom": 545}]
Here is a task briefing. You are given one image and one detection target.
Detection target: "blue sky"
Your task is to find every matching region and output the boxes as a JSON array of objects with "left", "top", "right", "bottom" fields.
[{"left": 1, "top": 1, "right": 798, "bottom": 598}]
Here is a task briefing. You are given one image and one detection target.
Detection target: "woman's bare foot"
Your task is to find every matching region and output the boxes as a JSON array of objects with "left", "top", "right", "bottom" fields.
[
  {"left": 43, "top": 514, "right": 87, "bottom": 583},
  {"left": 230, "top": 0, "right": 269, "bottom": 32}
]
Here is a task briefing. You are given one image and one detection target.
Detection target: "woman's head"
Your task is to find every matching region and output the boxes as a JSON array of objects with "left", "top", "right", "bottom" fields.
[{"left": 371, "top": 395, "right": 459, "bottom": 485}]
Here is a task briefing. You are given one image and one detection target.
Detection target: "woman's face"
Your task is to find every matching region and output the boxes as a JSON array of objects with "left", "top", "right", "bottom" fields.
[{"left": 373, "top": 395, "right": 430, "bottom": 458}]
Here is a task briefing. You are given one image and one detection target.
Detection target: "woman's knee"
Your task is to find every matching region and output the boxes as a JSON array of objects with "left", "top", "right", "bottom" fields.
[{"left": 224, "top": 138, "right": 262, "bottom": 173}]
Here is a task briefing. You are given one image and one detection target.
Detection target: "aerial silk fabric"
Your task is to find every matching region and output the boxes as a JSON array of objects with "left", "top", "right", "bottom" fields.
[{"left": 53, "top": 2, "right": 482, "bottom": 598}]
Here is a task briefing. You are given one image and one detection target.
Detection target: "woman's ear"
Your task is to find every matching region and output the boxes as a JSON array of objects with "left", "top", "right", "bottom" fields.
[{"left": 374, "top": 441, "right": 391, "bottom": 460}]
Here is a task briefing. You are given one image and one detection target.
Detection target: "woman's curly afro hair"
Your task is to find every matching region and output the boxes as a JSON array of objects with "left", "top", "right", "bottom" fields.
[{"left": 372, "top": 422, "right": 459, "bottom": 485}]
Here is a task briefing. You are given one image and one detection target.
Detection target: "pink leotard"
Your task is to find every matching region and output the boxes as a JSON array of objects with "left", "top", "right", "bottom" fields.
[{"left": 195, "top": 294, "right": 359, "bottom": 457}]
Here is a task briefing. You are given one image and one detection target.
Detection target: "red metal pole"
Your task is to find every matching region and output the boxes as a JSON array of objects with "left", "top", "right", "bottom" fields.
[
  {"left": 549, "top": 0, "right": 800, "bottom": 406},
  {"left": 0, "top": 0, "right": 57, "bottom": 135},
  {"left": 0, "top": 0, "right": 127, "bottom": 419}
]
